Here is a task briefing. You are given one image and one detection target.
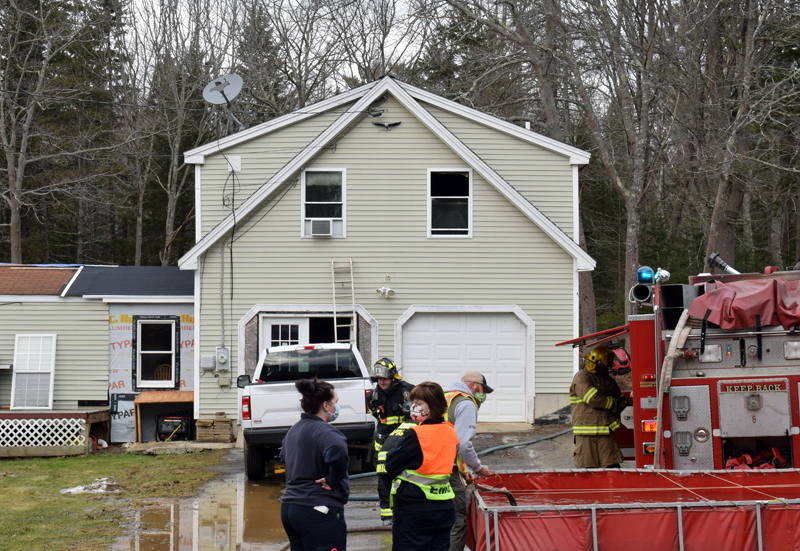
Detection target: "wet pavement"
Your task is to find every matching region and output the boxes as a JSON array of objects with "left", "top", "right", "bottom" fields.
[{"left": 111, "top": 424, "right": 584, "bottom": 550}]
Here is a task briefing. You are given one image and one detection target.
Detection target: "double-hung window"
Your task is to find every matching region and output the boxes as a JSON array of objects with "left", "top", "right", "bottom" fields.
[
  {"left": 428, "top": 169, "right": 472, "bottom": 237},
  {"left": 10, "top": 334, "right": 57, "bottom": 409},
  {"left": 302, "top": 169, "right": 346, "bottom": 237},
  {"left": 133, "top": 317, "right": 179, "bottom": 390}
]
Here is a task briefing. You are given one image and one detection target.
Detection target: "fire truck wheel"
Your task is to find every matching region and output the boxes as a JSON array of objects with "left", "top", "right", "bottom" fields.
[{"left": 244, "top": 441, "right": 267, "bottom": 480}]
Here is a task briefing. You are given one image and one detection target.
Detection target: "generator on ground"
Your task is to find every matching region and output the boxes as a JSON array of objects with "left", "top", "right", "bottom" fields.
[{"left": 560, "top": 255, "right": 800, "bottom": 470}]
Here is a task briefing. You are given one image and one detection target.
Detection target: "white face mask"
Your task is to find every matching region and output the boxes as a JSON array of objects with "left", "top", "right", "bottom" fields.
[{"left": 410, "top": 404, "right": 429, "bottom": 422}]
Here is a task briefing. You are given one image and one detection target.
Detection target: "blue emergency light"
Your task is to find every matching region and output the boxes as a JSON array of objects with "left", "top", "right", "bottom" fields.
[{"left": 637, "top": 266, "right": 655, "bottom": 284}]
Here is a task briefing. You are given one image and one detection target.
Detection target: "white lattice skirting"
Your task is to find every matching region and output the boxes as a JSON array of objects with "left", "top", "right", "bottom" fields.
[{"left": 0, "top": 418, "right": 86, "bottom": 447}]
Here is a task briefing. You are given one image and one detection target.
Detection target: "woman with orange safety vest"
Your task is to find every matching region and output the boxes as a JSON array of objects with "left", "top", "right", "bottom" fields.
[{"left": 385, "top": 381, "right": 459, "bottom": 551}]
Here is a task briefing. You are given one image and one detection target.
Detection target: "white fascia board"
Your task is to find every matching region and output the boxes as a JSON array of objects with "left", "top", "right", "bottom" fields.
[
  {"left": 82, "top": 295, "right": 194, "bottom": 303},
  {"left": 398, "top": 81, "right": 591, "bottom": 166},
  {"left": 179, "top": 80, "right": 393, "bottom": 270},
  {"left": 183, "top": 83, "right": 376, "bottom": 162},
  {"left": 385, "top": 80, "right": 596, "bottom": 271},
  {"left": 0, "top": 295, "right": 90, "bottom": 302},
  {"left": 59, "top": 266, "right": 83, "bottom": 297}
]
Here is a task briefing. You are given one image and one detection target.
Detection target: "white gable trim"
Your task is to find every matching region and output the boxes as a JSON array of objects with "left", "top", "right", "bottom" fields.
[
  {"left": 398, "top": 82, "right": 591, "bottom": 166},
  {"left": 385, "top": 80, "right": 594, "bottom": 270},
  {"left": 178, "top": 81, "right": 392, "bottom": 270},
  {"left": 183, "top": 82, "right": 377, "bottom": 162},
  {"left": 179, "top": 77, "right": 595, "bottom": 271}
]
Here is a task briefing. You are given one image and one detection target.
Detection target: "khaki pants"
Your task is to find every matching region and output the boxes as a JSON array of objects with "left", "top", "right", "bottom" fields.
[
  {"left": 573, "top": 434, "right": 624, "bottom": 468},
  {"left": 448, "top": 468, "right": 474, "bottom": 551}
]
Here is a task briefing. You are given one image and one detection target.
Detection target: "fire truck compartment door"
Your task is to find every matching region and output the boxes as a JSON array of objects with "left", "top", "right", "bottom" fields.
[
  {"left": 669, "top": 386, "right": 714, "bottom": 470},
  {"left": 717, "top": 378, "right": 791, "bottom": 437}
]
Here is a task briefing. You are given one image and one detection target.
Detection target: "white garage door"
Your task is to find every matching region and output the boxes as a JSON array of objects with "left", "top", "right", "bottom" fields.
[{"left": 401, "top": 313, "right": 528, "bottom": 422}]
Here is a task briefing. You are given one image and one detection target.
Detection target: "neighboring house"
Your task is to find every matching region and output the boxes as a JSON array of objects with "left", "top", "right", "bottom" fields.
[
  {"left": 0, "top": 265, "right": 194, "bottom": 455},
  {"left": 63, "top": 266, "right": 195, "bottom": 443},
  {"left": 180, "top": 76, "right": 595, "bottom": 425},
  {"left": 0, "top": 265, "right": 108, "bottom": 456}
]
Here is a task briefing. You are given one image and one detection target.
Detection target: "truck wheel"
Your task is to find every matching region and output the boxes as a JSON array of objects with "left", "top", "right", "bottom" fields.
[
  {"left": 361, "top": 449, "right": 375, "bottom": 474},
  {"left": 244, "top": 441, "right": 267, "bottom": 480}
]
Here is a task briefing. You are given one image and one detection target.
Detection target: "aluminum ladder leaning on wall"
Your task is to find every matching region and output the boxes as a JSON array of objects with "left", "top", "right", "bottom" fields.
[{"left": 331, "top": 257, "right": 356, "bottom": 344}]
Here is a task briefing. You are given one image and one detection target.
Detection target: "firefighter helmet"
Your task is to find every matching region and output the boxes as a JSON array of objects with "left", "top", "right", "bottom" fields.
[
  {"left": 372, "top": 357, "right": 398, "bottom": 381},
  {"left": 583, "top": 346, "right": 610, "bottom": 374}
]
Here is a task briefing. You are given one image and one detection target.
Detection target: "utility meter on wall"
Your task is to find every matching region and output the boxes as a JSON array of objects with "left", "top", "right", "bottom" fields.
[{"left": 215, "top": 347, "right": 230, "bottom": 371}]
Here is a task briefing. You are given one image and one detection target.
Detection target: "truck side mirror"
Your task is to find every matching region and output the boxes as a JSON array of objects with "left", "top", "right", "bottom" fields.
[{"left": 237, "top": 375, "right": 251, "bottom": 388}]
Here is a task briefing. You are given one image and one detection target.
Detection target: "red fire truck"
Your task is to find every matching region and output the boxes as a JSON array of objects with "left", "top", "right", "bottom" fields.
[
  {"left": 466, "top": 256, "right": 800, "bottom": 551},
  {"left": 562, "top": 255, "right": 800, "bottom": 470}
]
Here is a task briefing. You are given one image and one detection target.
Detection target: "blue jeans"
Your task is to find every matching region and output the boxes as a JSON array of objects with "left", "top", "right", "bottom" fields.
[{"left": 280, "top": 502, "right": 347, "bottom": 551}]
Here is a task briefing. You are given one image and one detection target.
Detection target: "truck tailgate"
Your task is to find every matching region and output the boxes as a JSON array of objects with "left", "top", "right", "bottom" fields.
[{"left": 248, "top": 377, "right": 374, "bottom": 429}]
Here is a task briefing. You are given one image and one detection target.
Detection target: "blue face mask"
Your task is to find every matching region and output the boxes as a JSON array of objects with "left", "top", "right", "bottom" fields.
[{"left": 327, "top": 402, "right": 340, "bottom": 422}]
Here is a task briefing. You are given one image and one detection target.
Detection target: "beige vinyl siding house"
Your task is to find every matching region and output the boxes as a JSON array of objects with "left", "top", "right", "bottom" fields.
[
  {"left": 0, "top": 300, "right": 108, "bottom": 409},
  {"left": 182, "top": 77, "right": 595, "bottom": 424}
]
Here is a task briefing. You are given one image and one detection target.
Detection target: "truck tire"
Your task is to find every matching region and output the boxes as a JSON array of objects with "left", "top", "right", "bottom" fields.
[{"left": 244, "top": 441, "right": 267, "bottom": 480}]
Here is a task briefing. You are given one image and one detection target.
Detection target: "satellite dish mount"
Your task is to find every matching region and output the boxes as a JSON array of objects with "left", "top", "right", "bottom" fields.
[{"left": 203, "top": 74, "right": 246, "bottom": 132}]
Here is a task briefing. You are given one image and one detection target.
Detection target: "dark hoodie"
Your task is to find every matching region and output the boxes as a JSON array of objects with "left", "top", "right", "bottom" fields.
[{"left": 280, "top": 413, "right": 350, "bottom": 509}]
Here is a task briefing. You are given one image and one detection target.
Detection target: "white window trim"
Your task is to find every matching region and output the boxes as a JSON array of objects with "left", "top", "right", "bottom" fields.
[
  {"left": 300, "top": 168, "right": 347, "bottom": 238},
  {"left": 10, "top": 334, "right": 57, "bottom": 410},
  {"left": 427, "top": 168, "right": 473, "bottom": 239},
  {"left": 136, "top": 319, "right": 177, "bottom": 390}
]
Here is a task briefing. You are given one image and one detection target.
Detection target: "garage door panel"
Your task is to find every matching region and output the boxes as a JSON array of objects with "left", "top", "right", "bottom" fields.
[
  {"left": 402, "top": 312, "right": 529, "bottom": 423},
  {"left": 405, "top": 344, "right": 432, "bottom": 361},
  {"left": 466, "top": 317, "right": 493, "bottom": 333},
  {"left": 433, "top": 344, "right": 462, "bottom": 361},
  {"left": 497, "top": 344, "right": 524, "bottom": 361},
  {"left": 465, "top": 344, "right": 492, "bottom": 361},
  {"left": 434, "top": 316, "right": 462, "bottom": 333}
]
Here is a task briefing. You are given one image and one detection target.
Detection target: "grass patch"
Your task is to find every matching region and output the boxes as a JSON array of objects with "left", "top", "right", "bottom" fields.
[{"left": 0, "top": 449, "right": 228, "bottom": 551}]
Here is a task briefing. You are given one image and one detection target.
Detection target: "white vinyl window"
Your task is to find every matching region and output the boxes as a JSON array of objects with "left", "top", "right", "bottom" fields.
[
  {"left": 10, "top": 334, "right": 57, "bottom": 410},
  {"left": 428, "top": 169, "right": 472, "bottom": 238},
  {"left": 135, "top": 319, "right": 177, "bottom": 389},
  {"left": 301, "top": 169, "right": 346, "bottom": 237}
]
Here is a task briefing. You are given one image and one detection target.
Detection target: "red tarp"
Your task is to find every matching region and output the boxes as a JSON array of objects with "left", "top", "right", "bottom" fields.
[
  {"left": 687, "top": 279, "right": 800, "bottom": 329},
  {"left": 468, "top": 470, "right": 800, "bottom": 551}
]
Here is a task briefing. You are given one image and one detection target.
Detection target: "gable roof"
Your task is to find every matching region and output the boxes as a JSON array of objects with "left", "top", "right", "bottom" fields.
[
  {"left": 0, "top": 266, "right": 77, "bottom": 295},
  {"left": 65, "top": 266, "right": 194, "bottom": 297},
  {"left": 179, "top": 77, "right": 595, "bottom": 271}
]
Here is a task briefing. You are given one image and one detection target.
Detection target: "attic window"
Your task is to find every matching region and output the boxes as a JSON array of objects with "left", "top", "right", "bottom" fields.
[
  {"left": 302, "top": 169, "right": 346, "bottom": 238},
  {"left": 428, "top": 170, "right": 472, "bottom": 238}
]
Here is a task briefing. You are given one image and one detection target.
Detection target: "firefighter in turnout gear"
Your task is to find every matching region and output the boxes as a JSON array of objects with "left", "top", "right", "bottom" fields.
[
  {"left": 368, "top": 357, "right": 415, "bottom": 524},
  {"left": 570, "top": 346, "right": 630, "bottom": 468}
]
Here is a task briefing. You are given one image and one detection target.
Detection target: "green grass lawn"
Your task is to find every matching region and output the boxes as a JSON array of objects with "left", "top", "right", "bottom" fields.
[{"left": 0, "top": 449, "right": 228, "bottom": 551}]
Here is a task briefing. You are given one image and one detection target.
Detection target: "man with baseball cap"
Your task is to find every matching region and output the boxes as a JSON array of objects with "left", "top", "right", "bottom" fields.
[{"left": 443, "top": 372, "right": 494, "bottom": 551}]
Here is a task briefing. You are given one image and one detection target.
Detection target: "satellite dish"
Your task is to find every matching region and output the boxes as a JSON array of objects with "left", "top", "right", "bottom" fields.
[
  {"left": 203, "top": 74, "right": 243, "bottom": 106},
  {"left": 203, "top": 74, "right": 246, "bottom": 132}
]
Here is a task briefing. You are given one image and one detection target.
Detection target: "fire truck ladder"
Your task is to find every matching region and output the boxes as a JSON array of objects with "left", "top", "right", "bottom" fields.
[{"left": 331, "top": 257, "right": 356, "bottom": 344}]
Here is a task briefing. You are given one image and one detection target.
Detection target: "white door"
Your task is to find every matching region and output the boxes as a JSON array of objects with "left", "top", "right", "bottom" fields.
[
  {"left": 401, "top": 313, "right": 528, "bottom": 422},
  {"left": 260, "top": 317, "right": 310, "bottom": 350}
]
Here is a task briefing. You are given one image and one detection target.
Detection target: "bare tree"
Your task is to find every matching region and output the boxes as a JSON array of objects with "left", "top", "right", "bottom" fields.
[{"left": 0, "top": 0, "right": 120, "bottom": 263}]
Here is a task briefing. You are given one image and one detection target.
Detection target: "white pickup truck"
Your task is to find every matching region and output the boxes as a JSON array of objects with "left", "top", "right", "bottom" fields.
[{"left": 237, "top": 343, "right": 376, "bottom": 480}]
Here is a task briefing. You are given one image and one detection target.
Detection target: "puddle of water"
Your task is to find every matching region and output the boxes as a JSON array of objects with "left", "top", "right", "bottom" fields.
[{"left": 112, "top": 473, "right": 288, "bottom": 550}]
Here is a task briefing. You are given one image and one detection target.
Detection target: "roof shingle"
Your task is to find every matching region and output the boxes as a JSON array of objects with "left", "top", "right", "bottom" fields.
[{"left": 0, "top": 266, "right": 77, "bottom": 295}]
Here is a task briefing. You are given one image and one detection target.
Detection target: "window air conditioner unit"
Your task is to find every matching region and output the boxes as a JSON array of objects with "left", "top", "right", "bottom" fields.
[{"left": 310, "top": 219, "right": 332, "bottom": 236}]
